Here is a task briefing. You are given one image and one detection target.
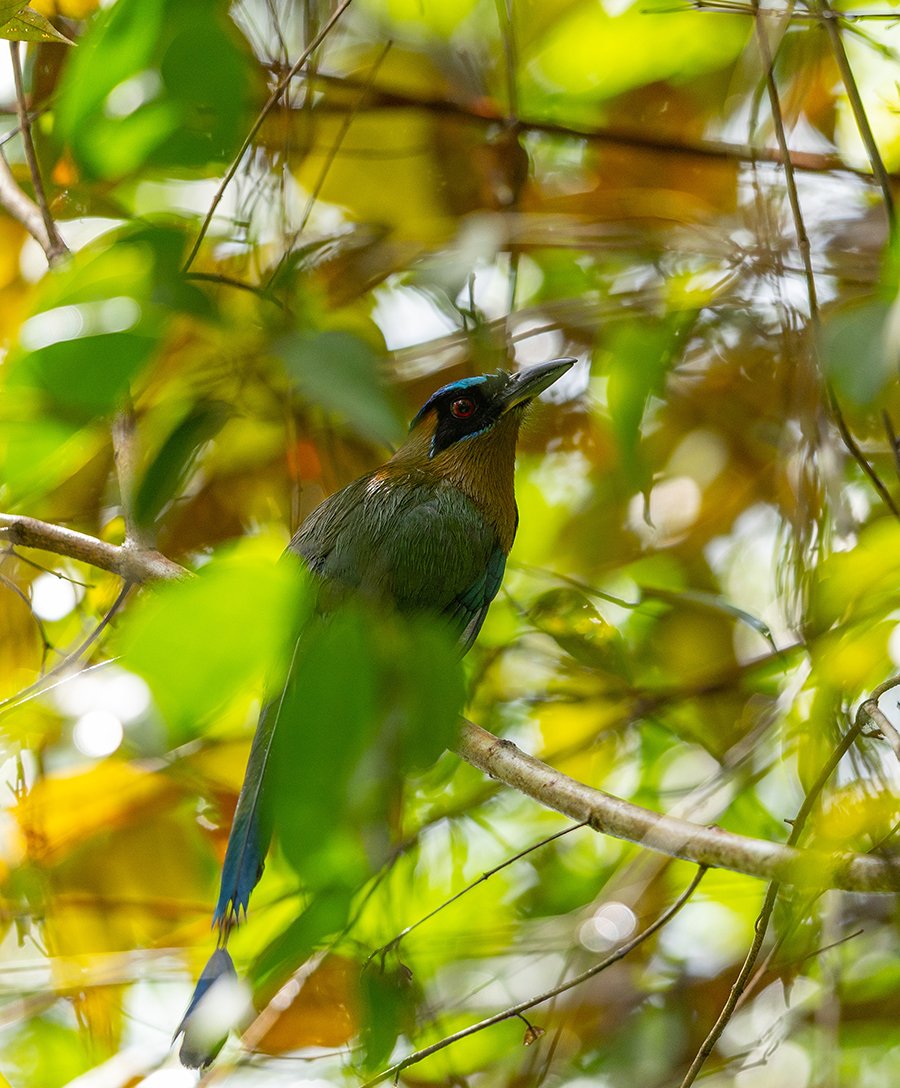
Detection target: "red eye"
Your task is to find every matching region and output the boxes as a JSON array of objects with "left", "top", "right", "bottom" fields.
[{"left": 450, "top": 397, "right": 476, "bottom": 419}]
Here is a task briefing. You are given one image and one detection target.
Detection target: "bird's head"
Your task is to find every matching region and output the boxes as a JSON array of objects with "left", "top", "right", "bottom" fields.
[{"left": 407, "top": 358, "right": 576, "bottom": 459}]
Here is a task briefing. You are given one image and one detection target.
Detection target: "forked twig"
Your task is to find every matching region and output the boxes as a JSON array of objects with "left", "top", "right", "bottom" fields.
[{"left": 361, "top": 866, "right": 707, "bottom": 1087}]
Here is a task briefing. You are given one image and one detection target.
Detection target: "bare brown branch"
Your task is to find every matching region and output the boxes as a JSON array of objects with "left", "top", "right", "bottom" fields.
[
  {"left": 454, "top": 719, "right": 900, "bottom": 893},
  {"left": 0, "top": 514, "right": 188, "bottom": 584}
]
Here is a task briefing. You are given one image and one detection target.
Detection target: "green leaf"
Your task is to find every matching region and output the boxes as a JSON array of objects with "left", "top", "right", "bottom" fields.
[
  {"left": 4, "top": 1016, "right": 91, "bottom": 1088},
  {"left": 118, "top": 539, "right": 313, "bottom": 744},
  {"left": 278, "top": 330, "right": 404, "bottom": 446},
  {"left": 270, "top": 608, "right": 381, "bottom": 889},
  {"left": 56, "top": 0, "right": 258, "bottom": 178},
  {"left": 270, "top": 606, "right": 463, "bottom": 889},
  {"left": 359, "top": 958, "right": 415, "bottom": 1072},
  {"left": 134, "top": 400, "right": 230, "bottom": 530},
  {"left": 0, "top": 6, "right": 74, "bottom": 44},
  {"left": 0, "top": 2, "right": 26, "bottom": 26},
  {"left": 0, "top": 417, "right": 105, "bottom": 505},
  {"left": 528, "top": 587, "right": 631, "bottom": 676},
  {"left": 820, "top": 299, "right": 894, "bottom": 407},
  {"left": 605, "top": 318, "right": 684, "bottom": 490}
]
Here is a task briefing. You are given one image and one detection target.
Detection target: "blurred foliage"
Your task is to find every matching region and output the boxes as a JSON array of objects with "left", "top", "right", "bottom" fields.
[{"left": 1, "top": 1, "right": 900, "bottom": 1087}]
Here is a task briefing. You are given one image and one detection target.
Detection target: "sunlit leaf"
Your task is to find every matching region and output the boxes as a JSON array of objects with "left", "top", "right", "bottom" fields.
[
  {"left": 0, "top": 580, "right": 43, "bottom": 699},
  {"left": 0, "top": 6, "right": 75, "bottom": 42},
  {"left": 16, "top": 761, "right": 179, "bottom": 865},
  {"left": 134, "top": 399, "right": 229, "bottom": 530},
  {"left": 251, "top": 954, "right": 358, "bottom": 1055},
  {"left": 525, "top": 1, "right": 747, "bottom": 107},
  {"left": 118, "top": 538, "right": 313, "bottom": 743}
]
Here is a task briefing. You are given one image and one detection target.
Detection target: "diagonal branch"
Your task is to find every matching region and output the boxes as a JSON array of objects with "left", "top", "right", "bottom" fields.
[
  {"left": 3, "top": 511, "right": 899, "bottom": 893},
  {"left": 453, "top": 719, "right": 900, "bottom": 893}
]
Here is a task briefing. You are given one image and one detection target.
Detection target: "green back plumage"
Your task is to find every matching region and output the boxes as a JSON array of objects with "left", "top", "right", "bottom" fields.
[{"left": 289, "top": 469, "right": 505, "bottom": 647}]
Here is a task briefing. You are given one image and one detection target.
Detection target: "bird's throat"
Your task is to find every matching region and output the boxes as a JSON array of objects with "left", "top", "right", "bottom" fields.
[{"left": 392, "top": 410, "right": 522, "bottom": 552}]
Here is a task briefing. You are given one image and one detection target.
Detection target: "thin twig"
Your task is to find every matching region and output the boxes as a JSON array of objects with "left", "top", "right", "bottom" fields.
[
  {"left": 264, "top": 38, "right": 392, "bottom": 291},
  {"left": 828, "top": 390, "right": 900, "bottom": 518},
  {"left": 0, "top": 581, "right": 132, "bottom": 717},
  {"left": 183, "top": 0, "right": 356, "bottom": 271},
  {"left": 361, "top": 867, "right": 707, "bottom": 1087},
  {"left": 183, "top": 271, "right": 286, "bottom": 309},
  {"left": 0, "top": 570, "right": 50, "bottom": 656},
  {"left": 882, "top": 411, "right": 900, "bottom": 482},
  {"left": 755, "top": 13, "right": 817, "bottom": 316},
  {"left": 677, "top": 689, "right": 878, "bottom": 1087},
  {"left": 814, "top": 0, "right": 894, "bottom": 229},
  {"left": 8, "top": 41, "right": 67, "bottom": 265},
  {"left": 365, "top": 822, "right": 586, "bottom": 965}
]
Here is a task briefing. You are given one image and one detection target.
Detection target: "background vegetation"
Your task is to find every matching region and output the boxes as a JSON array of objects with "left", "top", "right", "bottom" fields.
[{"left": 2, "top": 1, "right": 900, "bottom": 1085}]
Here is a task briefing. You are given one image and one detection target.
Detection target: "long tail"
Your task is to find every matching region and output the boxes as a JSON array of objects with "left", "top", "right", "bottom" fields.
[
  {"left": 213, "top": 698, "right": 278, "bottom": 928},
  {"left": 177, "top": 636, "right": 302, "bottom": 1067}
]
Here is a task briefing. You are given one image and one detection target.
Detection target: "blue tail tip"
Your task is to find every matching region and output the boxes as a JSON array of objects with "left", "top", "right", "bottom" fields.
[{"left": 175, "top": 948, "right": 239, "bottom": 1069}]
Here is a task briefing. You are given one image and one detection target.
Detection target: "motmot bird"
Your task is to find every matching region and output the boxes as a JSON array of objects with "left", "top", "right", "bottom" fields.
[{"left": 177, "top": 357, "right": 575, "bottom": 1066}]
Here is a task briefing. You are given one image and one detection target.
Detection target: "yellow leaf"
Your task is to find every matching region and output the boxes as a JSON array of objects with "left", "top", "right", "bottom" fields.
[
  {"left": 251, "top": 956, "right": 359, "bottom": 1054},
  {"left": 16, "top": 760, "right": 180, "bottom": 865}
]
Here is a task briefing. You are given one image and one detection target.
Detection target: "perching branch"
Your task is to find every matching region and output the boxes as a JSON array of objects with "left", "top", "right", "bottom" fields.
[
  {"left": 453, "top": 719, "right": 900, "bottom": 894},
  {"left": 3, "top": 512, "right": 898, "bottom": 892}
]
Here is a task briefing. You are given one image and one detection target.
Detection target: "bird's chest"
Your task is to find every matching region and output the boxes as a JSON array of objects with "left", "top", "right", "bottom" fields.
[{"left": 353, "top": 477, "right": 502, "bottom": 608}]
